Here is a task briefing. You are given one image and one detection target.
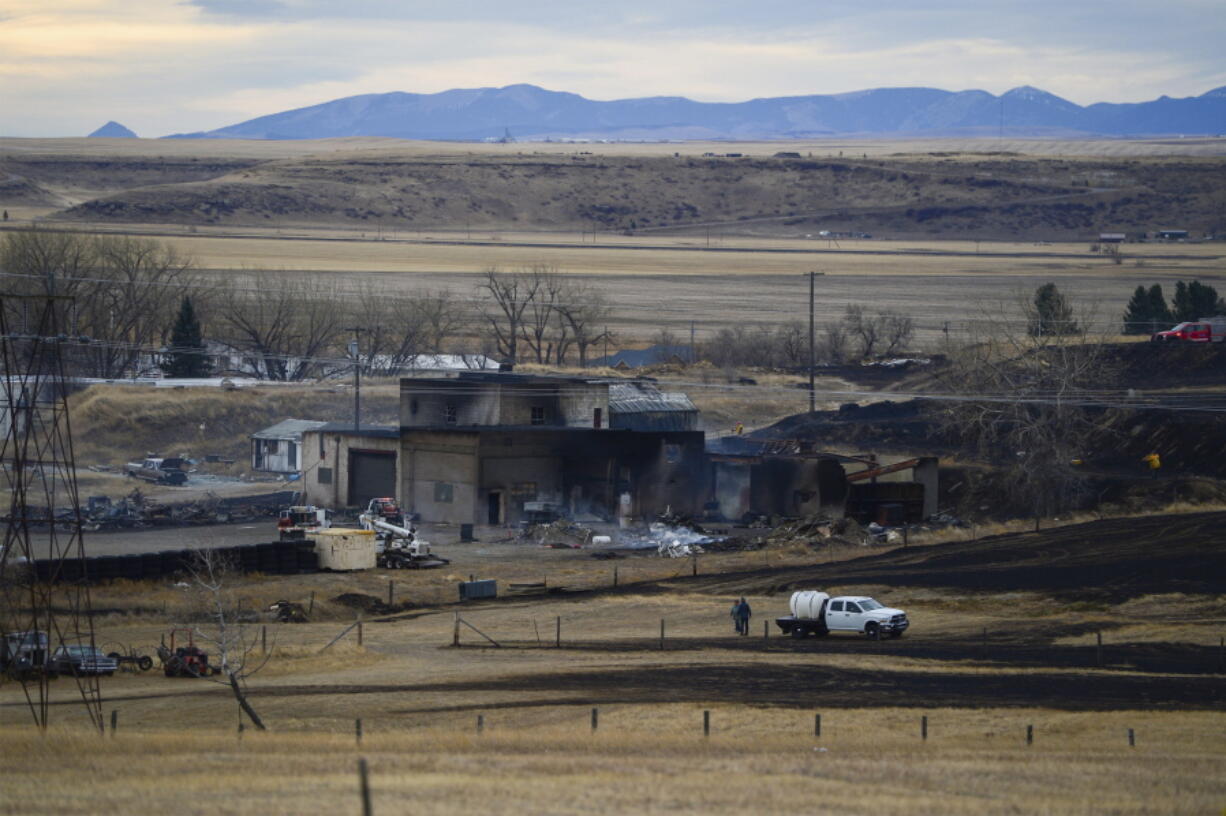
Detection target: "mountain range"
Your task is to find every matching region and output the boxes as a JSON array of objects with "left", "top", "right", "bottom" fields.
[{"left": 165, "top": 84, "right": 1226, "bottom": 141}]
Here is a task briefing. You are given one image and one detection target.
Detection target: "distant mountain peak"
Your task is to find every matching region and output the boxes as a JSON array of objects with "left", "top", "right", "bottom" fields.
[
  {"left": 88, "top": 121, "right": 137, "bottom": 138},
  {"left": 1002, "top": 85, "right": 1065, "bottom": 102}
]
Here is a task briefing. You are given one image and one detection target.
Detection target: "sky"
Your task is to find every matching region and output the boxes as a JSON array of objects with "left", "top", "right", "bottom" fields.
[{"left": 1, "top": 0, "right": 1223, "bottom": 138}]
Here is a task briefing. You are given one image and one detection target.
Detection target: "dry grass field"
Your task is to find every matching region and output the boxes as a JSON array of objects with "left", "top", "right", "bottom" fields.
[{"left": 4, "top": 526, "right": 1226, "bottom": 813}]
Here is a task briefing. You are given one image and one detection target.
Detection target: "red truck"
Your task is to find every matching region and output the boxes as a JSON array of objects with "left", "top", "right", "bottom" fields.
[{"left": 1152, "top": 317, "right": 1226, "bottom": 343}]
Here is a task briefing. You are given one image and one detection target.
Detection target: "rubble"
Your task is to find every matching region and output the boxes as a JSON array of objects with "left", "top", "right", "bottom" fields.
[{"left": 517, "top": 519, "right": 594, "bottom": 547}]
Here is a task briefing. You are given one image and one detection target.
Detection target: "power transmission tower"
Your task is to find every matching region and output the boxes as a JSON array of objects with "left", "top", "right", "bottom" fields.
[{"left": 0, "top": 293, "right": 104, "bottom": 731}]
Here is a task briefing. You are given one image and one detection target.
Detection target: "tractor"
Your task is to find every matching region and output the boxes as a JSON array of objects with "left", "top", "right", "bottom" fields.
[{"left": 156, "top": 628, "right": 217, "bottom": 678}]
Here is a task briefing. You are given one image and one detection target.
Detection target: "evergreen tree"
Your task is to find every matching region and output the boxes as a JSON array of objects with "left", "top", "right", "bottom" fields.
[
  {"left": 160, "top": 296, "right": 211, "bottom": 378},
  {"left": 1027, "top": 282, "right": 1079, "bottom": 337},
  {"left": 1121, "top": 285, "right": 1151, "bottom": 335},
  {"left": 1170, "top": 280, "right": 1221, "bottom": 321},
  {"left": 1146, "top": 284, "right": 1173, "bottom": 331}
]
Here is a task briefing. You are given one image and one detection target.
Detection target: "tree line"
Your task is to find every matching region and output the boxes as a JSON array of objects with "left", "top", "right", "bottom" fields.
[
  {"left": 1121, "top": 280, "right": 1225, "bottom": 334},
  {"left": 2, "top": 229, "right": 927, "bottom": 381}
]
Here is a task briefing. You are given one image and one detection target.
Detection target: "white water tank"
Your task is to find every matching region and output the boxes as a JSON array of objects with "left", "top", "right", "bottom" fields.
[{"left": 790, "top": 590, "right": 829, "bottom": 620}]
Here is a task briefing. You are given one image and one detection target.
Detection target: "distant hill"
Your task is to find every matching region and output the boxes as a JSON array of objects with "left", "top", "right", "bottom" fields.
[
  {"left": 89, "top": 121, "right": 137, "bottom": 138},
  {"left": 166, "top": 84, "right": 1226, "bottom": 141}
]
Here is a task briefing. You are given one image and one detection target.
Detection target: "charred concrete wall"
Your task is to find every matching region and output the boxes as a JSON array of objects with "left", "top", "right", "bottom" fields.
[
  {"left": 400, "top": 376, "right": 609, "bottom": 430},
  {"left": 712, "top": 456, "right": 848, "bottom": 521},
  {"left": 401, "top": 430, "right": 480, "bottom": 524}
]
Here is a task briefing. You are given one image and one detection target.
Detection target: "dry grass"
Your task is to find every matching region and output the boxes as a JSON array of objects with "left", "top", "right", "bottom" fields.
[{"left": 2, "top": 708, "right": 1223, "bottom": 815}]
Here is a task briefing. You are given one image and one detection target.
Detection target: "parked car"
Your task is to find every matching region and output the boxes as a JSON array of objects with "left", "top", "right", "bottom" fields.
[
  {"left": 124, "top": 457, "right": 189, "bottom": 485},
  {"left": 48, "top": 644, "right": 119, "bottom": 676}
]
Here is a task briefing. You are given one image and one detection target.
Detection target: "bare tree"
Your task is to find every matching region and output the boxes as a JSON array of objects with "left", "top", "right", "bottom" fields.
[
  {"left": 931, "top": 299, "right": 1118, "bottom": 526},
  {"left": 776, "top": 320, "right": 807, "bottom": 367},
  {"left": 820, "top": 322, "right": 849, "bottom": 364},
  {"left": 879, "top": 311, "right": 915, "bottom": 356},
  {"left": 217, "top": 273, "right": 345, "bottom": 380},
  {"left": 554, "top": 282, "right": 612, "bottom": 367},
  {"left": 0, "top": 230, "right": 199, "bottom": 378},
  {"left": 518, "top": 265, "right": 566, "bottom": 364},
  {"left": 187, "top": 548, "right": 270, "bottom": 730},
  {"left": 478, "top": 267, "right": 540, "bottom": 363},
  {"left": 842, "top": 305, "right": 881, "bottom": 358}
]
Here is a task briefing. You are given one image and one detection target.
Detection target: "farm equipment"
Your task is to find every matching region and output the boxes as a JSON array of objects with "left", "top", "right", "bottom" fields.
[
  {"left": 269, "top": 599, "right": 308, "bottom": 623},
  {"left": 359, "top": 500, "right": 449, "bottom": 569},
  {"left": 157, "top": 628, "right": 218, "bottom": 678},
  {"left": 103, "top": 642, "right": 155, "bottom": 672}
]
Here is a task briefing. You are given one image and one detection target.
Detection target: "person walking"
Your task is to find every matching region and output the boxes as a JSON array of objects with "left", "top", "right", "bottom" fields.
[
  {"left": 729, "top": 599, "right": 742, "bottom": 634},
  {"left": 736, "top": 596, "right": 752, "bottom": 636}
]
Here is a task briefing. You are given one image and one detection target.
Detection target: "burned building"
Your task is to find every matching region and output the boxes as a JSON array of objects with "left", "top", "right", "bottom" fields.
[
  {"left": 298, "top": 369, "right": 938, "bottom": 528},
  {"left": 707, "top": 437, "right": 938, "bottom": 525},
  {"left": 301, "top": 372, "right": 705, "bottom": 525}
]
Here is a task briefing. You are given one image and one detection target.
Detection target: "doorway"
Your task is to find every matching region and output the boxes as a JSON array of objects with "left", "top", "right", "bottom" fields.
[{"left": 487, "top": 491, "right": 502, "bottom": 525}]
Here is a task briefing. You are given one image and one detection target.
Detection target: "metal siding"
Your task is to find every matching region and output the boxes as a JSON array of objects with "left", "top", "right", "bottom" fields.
[{"left": 348, "top": 450, "right": 397, "bottom": 508}]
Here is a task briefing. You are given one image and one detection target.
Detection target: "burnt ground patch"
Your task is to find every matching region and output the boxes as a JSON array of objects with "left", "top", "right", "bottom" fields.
[
  {"left": 447, "top": 635, "right": 1225, "bottom": 676},
  {"left": 268, "top": 662, "right": 1225, "bottom": 713},
  {"left": 681, "top": 511, "right": 1226, "bottom": 602}
]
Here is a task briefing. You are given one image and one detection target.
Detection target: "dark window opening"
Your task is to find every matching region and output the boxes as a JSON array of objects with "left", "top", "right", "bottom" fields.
[
  {"left": 444, "top": 404, "right": 457, "bottom": 425},
  {"left": 531, "top": 406, "right": 546, "bottom": 426},
  {"left": 410, "top": 399, "right": 419, "bottom": 415},
  {"left": 593, "top": 407, "right": 602, "bottom": 429},
  {"left": 434, "top": 482, "right": 454, "bottom": 503},
  {"left": 318, "top": 467, "right": 332, "bottom": 485}
]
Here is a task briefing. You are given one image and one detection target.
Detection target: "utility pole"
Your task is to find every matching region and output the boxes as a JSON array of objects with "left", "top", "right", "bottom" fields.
[
  {"left": 689, "top": 321, "right": 696, "bottom": 364},
  {"left": 344, "top": 327, "right": 365, "bottom": 431},
  {"left": 807, "top": 271, "right": 824, "bottom": 413}
]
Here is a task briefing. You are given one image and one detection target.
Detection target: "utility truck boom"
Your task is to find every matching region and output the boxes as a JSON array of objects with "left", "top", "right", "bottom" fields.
[{"left": 358, "top": 498, "right": 449, "bottom": 569}]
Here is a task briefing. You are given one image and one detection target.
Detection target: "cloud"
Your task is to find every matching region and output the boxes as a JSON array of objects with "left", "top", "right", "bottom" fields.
[{"left": 1, "top": 1, "right": 1223, "bottom": 137}]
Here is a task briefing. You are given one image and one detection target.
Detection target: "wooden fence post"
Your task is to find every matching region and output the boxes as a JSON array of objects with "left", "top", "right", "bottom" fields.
[
  {"left": 613, "top": 566, "right": 618, "bottom": 588},
  {"left": 591, "top": 707, "right": 599, "bottom": 733},
  {"left": 1026, "top": 724, "right": 1033, "bottom": 746},
  {"left": 660, "top": 618, "right": 665, "bottom": 651},
  {"left": 1096, "top": 631, "right": 1102, "bottom": 667},
  {"left": 1128, "top": 728, "right": 1135, "bottom": 748},
  {"left": 921, "top": 715, "right": 928, "bottom": 741},
  {"left": 556, "top": 616, "right": 561, "bottom": 648},
  {"left": 308, "top": 591, "right": 315, "bottom": 615},
  {"left": 703, "top": 710, "right": 710, "bottom": 738},
  {"left": 814, "top": 713, "right": 821, "bottom": 738},
  {"left": 355, "top": 718, "right": 363, "bottom": 745},
  {"left": 764, "top": 619, "right": 769, "bottom": 640},
  {"left": 261, "top": 625, "right": 267, "bottom": 654},
  {"left": 357, "top": 758, "right": 372, "bottom": 816},
  {"left": 477, "top": 714, "right": 484, "bottom": 734},
  {"left": 692, "top": 556, "right": 697, "bottom": 576},
  {"left": 453, "top": 612, "right": 460, "bottom": 647},
  {"left": 110, "top": 709, "right": 118, "bottom": 736},
  {"left": 358, "top": 620, "right": 364, "bottom": 647},
  {"left": 387, "top": 580, "right": 394, "bottom": 608}
]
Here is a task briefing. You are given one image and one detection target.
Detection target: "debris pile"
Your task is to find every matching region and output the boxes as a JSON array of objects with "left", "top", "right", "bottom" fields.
[{"left": 517, "top": 519, "right": 594, "bottom": 548}]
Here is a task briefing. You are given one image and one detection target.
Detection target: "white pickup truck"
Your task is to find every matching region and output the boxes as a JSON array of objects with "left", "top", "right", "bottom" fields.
[{"left": 775, "top": 590, "right": 909, "bottom": 640}]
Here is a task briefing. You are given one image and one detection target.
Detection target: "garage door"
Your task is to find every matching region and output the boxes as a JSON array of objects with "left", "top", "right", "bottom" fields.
[{"left": 348, "top": 450, "right": 396, "bottom": 508}]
